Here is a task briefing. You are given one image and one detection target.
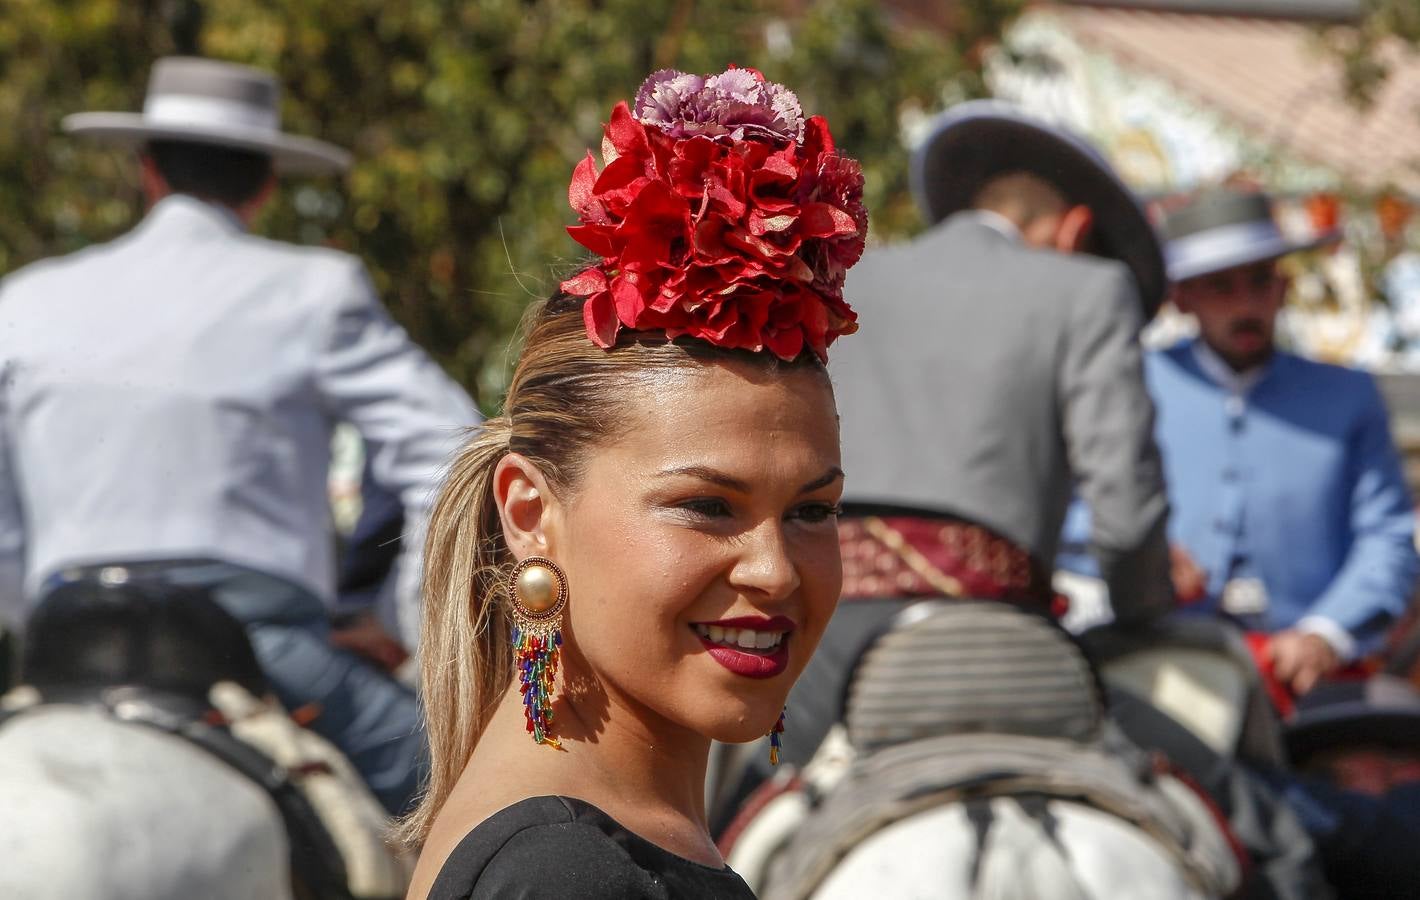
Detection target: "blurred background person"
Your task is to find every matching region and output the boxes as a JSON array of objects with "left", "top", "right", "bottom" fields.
[
  {"left": 1150, "top": 187, "right": 1419, "bottom": 697},
  {"left": 836, "top": 101, "right": 1174, "bottom": 626},
  {"left": 0, "top": 56, "right": 478, "bottom": 814}
]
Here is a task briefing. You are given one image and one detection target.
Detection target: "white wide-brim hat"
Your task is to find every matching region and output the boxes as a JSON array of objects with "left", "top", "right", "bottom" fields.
[
  {"left": 63, "top": 56, "right": 350, "bottom": 176},
  {"left": 911, "top": 100, "right": 1167, "bottom": 317},
  {"left": 1161, "top": 189, "right": 1339, "bottom": 283}
]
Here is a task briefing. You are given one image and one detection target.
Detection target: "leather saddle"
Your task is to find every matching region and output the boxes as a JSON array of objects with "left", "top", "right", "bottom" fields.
[{"left": 22, "top": 571, "right": 266, "bottom": 699}]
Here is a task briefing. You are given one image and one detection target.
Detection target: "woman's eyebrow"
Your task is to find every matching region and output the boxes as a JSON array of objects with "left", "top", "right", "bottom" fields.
[
  {"left": 799, "top": 467, "right": 844, "bottom": 494},
  {"left": 652, "top": 465, "right": 843, "bottom": 495},
  {"left": 654, "top": 465, "right": 752, "bottom": 493}
]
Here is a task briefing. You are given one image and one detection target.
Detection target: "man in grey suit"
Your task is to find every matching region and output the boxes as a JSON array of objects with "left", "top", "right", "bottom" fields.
[
  {"left": 833, "top": 102, "right": 1172, "bottom": 624},
  {"left": 0, "top": 57, "right": 478, "bottom": 813}
]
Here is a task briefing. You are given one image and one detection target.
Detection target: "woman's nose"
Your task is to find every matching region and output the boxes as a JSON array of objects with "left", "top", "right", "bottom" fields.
[{"left": 728, "top": 520, "right": 801, "bottom": 601}]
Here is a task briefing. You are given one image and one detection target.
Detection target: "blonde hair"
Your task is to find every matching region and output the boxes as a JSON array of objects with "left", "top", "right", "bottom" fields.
[{"left": 397, "top": 295, "right": 823, "bottom": 845}]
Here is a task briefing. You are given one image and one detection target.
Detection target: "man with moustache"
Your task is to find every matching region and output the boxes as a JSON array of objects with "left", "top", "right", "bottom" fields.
[{"left": 1149, "top": 188, "right": 1419, "bottom": 696}]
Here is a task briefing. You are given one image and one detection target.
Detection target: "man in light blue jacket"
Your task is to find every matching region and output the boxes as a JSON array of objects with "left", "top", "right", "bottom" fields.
[
  {"left": 0, "top": 57, "right": 479, "bottom": 812},
  {"left": 1149, "top": 188, "right": 1418, "bottom": 695}
]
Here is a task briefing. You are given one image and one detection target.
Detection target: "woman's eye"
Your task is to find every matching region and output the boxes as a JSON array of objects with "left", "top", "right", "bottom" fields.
[
  {"left": 679, "top": 497, "right": 732, "bottom": 519},
  {"left": 790, "top": 502, "right": 842, "bottom": 524}
]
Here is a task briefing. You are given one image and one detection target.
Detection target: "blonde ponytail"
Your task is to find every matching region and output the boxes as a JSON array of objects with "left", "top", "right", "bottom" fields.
[{"left": 394, "top": 416, "right": 514, "bottom": 845}]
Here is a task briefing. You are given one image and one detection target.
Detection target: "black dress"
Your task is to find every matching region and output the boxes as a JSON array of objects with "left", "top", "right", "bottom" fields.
[{"left": 428, "top": 795, "right": 757, "bottom": 899}]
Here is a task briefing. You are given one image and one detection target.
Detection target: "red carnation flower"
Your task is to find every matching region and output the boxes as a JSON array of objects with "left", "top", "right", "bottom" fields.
[{"left": 559, "top": 68, "right": 866, "bottom": 361}]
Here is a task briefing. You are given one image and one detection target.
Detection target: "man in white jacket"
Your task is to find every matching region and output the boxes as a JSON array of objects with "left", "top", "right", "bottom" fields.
[{"left": 0, "top": 57, "right": 479, "bottom": 813}]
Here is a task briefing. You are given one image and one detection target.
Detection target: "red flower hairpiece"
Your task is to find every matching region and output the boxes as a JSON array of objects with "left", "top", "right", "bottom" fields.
[{"left": 559, "top": 67, "right": 865, "bottom": 362}]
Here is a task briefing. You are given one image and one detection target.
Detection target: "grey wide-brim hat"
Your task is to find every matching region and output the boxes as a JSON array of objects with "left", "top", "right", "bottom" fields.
[
  {"left": 912, "top": 100, "right": 1166, "bottom": 316},
  {"left": 63, "top": 56, "right": 350, "bottom": 176},
  {"left": 1161, "top": 189, "right": 1340, "bottom": 283}
]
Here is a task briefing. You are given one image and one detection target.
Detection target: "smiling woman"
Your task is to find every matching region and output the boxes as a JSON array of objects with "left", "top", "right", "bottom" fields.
[{"left": 399, "top": 67, "right": 867, "bottom": 900}]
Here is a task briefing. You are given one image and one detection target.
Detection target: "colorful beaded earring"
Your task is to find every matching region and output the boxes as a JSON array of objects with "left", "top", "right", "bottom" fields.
[
  {"left": 509, "top": 556, "right": 568, "bottom": 748},
  {"left": 768, "top": 708, "right": 786, "bottom": 766}
]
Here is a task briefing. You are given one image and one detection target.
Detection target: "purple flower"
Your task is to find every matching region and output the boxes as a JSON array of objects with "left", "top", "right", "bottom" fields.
[{"left": 633, "top": 67, "right": 805, "bottom": 144}]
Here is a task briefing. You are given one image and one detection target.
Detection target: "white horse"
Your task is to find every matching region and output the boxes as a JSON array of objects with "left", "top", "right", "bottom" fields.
[
  {"left": 735, "top": 726, "right": 1240, "bottom": 900},
  {"left": 808, "top": 798, "right": 1218, "bottom": 900},
  {"left": 0, "top": 572, "right": 412, "bottom": 900},
  {"left": 0, "top": 702, "right": 292, "bottom": 900}
]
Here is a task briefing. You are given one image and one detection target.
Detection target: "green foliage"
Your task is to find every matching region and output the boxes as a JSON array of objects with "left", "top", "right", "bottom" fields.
[
  {"left": 1310, "top": 1, "right": 1420, "bottom": 304},
  {"left": 0, "top": 0, "right": 1020, "bottom": 403},
  {"left": 1323, "top": 0, "right": 1420, "bottom": 106}
]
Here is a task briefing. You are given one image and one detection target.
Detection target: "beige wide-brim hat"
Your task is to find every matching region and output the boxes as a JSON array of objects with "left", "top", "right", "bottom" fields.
[{"left": 63, "top": 56, "right": 350, "bottom": 176}]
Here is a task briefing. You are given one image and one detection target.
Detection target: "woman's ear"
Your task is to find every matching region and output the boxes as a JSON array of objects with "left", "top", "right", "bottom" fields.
[{"left": 493, "top": 453, "right": 557, "bottom": 560}]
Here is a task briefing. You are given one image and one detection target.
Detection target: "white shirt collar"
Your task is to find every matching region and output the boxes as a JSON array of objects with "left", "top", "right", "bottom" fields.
[
  {"left": 147, "top": 193, "right": 248, "bottom": 234},
  {"left": 964, "top": 209, "right": 1022, "bottom": 244},
  {"left": 1191, "top": 340, "right": 1267, "bottom": 396}
]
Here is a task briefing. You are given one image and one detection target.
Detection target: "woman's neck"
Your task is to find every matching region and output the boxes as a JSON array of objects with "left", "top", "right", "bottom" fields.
[
  {"left": 439, "top": 670, "right": 718, "bottom": 863},
  {"left": 553, "top": 668, "right": 712, "bottom": 824}
]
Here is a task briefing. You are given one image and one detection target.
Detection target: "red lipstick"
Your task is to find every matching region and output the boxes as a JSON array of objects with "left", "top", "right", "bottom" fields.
[{"left": 692, "top": 615, "right": 796, "bottom": 679}]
